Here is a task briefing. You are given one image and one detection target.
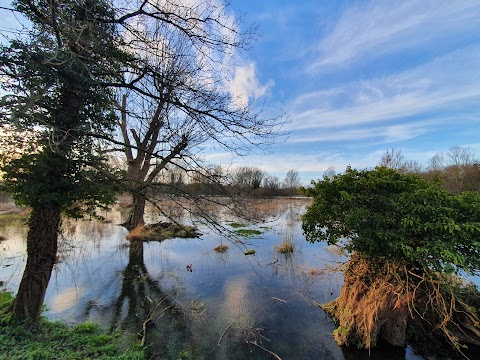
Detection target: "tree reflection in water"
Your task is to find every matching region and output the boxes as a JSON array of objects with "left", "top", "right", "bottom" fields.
[{"left": 95, "top": 239, "right": 189, "bottom": 358}]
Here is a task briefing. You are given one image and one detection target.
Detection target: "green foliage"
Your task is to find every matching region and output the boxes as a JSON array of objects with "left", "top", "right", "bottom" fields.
[
  {"left": 302, "top": 166, "right": 480, "bottom": 275},
  {"left": 234, "top": 229, "right": 262, "bottom": 236},
  {"left": 0, "top": 290, "right": 144, "bottom": 359},
  {"left": 228, "top": 222, "right": 246, "bottom": 228},
  {"left": 0, "top": 0, "right": 128, "bottom": 217}
]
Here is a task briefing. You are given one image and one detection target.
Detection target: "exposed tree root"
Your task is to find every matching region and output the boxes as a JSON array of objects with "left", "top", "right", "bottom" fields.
[{"left": 322, "top": 253, "right": 480, "bottom": 358}]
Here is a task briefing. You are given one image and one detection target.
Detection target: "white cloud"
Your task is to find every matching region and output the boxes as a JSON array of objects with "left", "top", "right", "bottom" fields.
[
  {"left": 309, "top": 0, "right": 480, "bottom": 71},
  {"left": 288, "top": 119, "right": 438, "bottom": 144},
  {"left": 290, "top": 46, "right": 480, "bottom": 131},
  {"left": 228, "top": 62, "right": 274, "bottom": 106}
]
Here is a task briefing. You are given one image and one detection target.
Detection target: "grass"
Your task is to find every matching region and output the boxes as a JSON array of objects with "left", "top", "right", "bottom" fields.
[
  {"left": 213, "top": 244, "right": 229, "bottom": 253},
  {"left": 0, "top": 213, "right": 29, "bottom": 225},
  {"left": 126, "top": 222, "right": 199, "bottom": 241},
  {"left": 233, "top": 229, "right": 262, "bottom": 236},
  {"left": 228, "top": 222, "right": 246, "bottom": 228},
  {"left": 276, "top": 240, "right": 295, "bottom": 254},
  {"left": 0, "top": 291, "right": 145, "bottom": 360}
]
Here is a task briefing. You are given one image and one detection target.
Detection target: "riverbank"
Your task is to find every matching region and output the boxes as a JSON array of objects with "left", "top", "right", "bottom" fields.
[{"left": 0, "top": 290, "right": 145, "bottom": 359}]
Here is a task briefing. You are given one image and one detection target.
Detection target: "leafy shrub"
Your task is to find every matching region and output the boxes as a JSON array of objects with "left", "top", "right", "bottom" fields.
[{"left": 303, "top": 166, "right": 480, "bottom": 275}]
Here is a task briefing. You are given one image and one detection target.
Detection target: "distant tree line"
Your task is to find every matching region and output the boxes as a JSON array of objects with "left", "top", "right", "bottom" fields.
[
  {"left": 147, "top": 165, "right": 302, "bottom": 197},
  {"left": 322, "top": 146, "right": 480, "bottom": 195}
]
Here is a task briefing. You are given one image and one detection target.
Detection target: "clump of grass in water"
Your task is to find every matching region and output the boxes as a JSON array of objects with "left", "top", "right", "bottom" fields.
[
  {"left": 213, "top": 244, "right": 229, "bottom": 253},
  {"left": 276, "top": 227, "right": 296, "bottom": 254},
  {"left": 0, "top": 290, "right": 144, "bottom": 359},
  {"left": 276, "top": 241, "right": 294, "bottom": 254},
  {"left": 234, "top": 229, "right": 262, "bottom": 236},
  {"left": 228, "top": 222, "right": 246, "bottom": 228},
  {"left": 127, "top": 222, "right": 199, "bottom": 241}
]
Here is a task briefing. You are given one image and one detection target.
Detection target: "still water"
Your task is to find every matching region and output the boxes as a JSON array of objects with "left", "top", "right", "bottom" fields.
[{"left": 0, "top": 198, "right": 422, "bottom": 359}]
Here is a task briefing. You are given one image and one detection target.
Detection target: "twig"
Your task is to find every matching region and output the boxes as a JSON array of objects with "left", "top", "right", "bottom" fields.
[
  {"left": 272, "top": 297, "right": 287, "bottom": 303},
  {"left": 246, "top": 340, "right": 282, "bottom": 360},
  {"left": 207, "top": 323, "right": 234, "bottom": 356},
  {"left": 217, "top": 323, "right": 233, "bottom": 347}
]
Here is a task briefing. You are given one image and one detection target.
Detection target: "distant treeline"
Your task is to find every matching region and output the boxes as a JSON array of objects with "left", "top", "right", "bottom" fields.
[
  {"left": 149, "top": 166, "right": 302, "bottom": 197},
  {"left": 322, "top": 146, "right": 480, "bottom": 195}
]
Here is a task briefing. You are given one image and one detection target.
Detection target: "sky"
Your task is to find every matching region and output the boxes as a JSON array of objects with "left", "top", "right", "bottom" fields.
[
  {"left": 1, "top": 1, "right": 480, "bottom": 185},
  {"left": 222, "top": 0, "right": 480, "bottom": 184}
]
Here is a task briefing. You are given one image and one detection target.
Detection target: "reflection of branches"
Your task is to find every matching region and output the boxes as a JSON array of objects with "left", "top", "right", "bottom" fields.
[{"left": 107, "top": 240, "right": 184, "bottom": 348}]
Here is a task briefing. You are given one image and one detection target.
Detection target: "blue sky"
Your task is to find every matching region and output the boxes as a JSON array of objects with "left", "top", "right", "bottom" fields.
[
  {"left": 222, "top": 0, "right": 480, "bottom": 184},
  {"left": 2, "top": 1, "right": 480, "bottom": 185}
]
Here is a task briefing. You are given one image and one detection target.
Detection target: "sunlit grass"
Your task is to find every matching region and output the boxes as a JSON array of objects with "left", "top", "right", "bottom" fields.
[
  {"left": 213, "top": 244, "right": 229, "bottom": 253},
  {"left": 276, "top": 240, "right": 295, "bottom": 254},
  {"left": 126, "top": 223, "right": 198, "bottom": 241}
]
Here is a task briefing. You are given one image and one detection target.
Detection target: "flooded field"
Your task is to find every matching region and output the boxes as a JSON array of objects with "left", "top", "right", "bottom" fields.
[{"left": 0, "top": 197, "right": 422, "bottom": 359}]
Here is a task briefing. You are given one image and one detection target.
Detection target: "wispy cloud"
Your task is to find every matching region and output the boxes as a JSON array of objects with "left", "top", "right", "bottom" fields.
[
  {"left": 288, "top": 119, "right": 439, "bottom": 144},
  {"left": 309, "top": 0, "right": 480, "bottom": 71},
  {"left": 290, "top": 45, "right": 480, "bottom": 131}
]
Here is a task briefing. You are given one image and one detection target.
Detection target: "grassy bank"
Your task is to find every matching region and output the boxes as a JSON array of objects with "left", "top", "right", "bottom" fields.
[{"left": 0, "top": 291, "right": 145, "bottom": 360}]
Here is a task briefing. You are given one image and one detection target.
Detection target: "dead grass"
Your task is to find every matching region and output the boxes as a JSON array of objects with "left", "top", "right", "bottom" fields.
[
  {"left": 213, "top": 244, "right": 229, "bottom": 253},
  {"left": 323, "top": 253, "right": 480, "bottom": 358},
  {"left": 126, "top": 222, "right": 199, "bottom": 241},
  {"left": 275, "top": 240, "right": 294, "bottom": 254}
]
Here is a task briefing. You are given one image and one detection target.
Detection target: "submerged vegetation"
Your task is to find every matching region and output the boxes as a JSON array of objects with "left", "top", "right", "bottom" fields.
[
  {"left": 234, "top": 229, "right": 263, "bottom": 236},
  {"left": 303, "top": 166, "right": 480, "bottom": 357},
  {"left": 0, "top": 291, "right": 144, "bottom": 359}
]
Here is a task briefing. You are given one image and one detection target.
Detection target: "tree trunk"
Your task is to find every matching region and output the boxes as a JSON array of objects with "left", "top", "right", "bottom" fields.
[
  {"left": 124, "top": 193, "right": 146, "bottom": 229},
  {"left": 13, "top": 204, "right": 61, "bottom": 322}
]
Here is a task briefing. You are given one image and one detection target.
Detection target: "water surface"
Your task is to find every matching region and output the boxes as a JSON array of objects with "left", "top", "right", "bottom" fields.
[{"left": 0, "top": 198, "right": 422, "bottom": 359}]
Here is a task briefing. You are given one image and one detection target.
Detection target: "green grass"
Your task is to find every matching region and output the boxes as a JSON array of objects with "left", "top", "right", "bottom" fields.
[
  {"left": 233, "top": 229, "right": 262, "bottom": 236},
  {"left": 228, "top": 222, "right": 246, "bottom": 228},
  {"left": 0, "top": 291, "right": 145, "bottom": 360}
]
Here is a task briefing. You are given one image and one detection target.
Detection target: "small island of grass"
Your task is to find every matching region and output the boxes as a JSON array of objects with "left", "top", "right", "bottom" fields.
[
  {"left": 234, "top": 229, "right": 262, "bottom": 236},
  {"left": 127, "top": 222, "right": 199, "bottom": 241}
]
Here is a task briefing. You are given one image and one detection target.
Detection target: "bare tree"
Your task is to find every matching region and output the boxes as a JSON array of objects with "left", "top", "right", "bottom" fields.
[
  {"left": 402, "top": 160, "right": 423, "bottom": 174},
  {"left": 107, "top": 2, "right": 284, "bottom": 228},
  {"left": 263, "top": 175, "right": 280, "bottom": 193},
  {"left": 283, "top": 169, "right": 300, "bottom": 196},
  {"left": 379, "top": 148, "right": 405, "bottom": 171},
  {"left": 231, "top": 166, "right": 266, "bottom": 191},
  {"left": 323, "top": 166, "right": 336, "bottom": 180},
  {"left": 428, "top": 146, "right": 479, "bottom": 193}
]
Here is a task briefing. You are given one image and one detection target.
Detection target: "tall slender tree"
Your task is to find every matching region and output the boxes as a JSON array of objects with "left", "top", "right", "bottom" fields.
[{"left": 0, "top": 0, "right": 126, "bottom": 322}]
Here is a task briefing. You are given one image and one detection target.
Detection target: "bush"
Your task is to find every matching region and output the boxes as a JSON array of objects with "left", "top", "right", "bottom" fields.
[{"left": 303, "top": 166, "right": 480, "bottom": 275}]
